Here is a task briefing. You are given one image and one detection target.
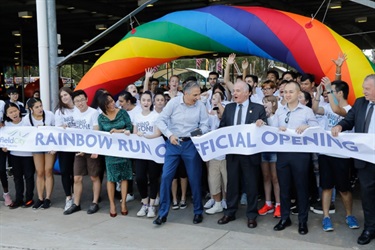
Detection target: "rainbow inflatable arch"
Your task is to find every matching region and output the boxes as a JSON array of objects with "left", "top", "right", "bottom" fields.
[{"left": 76, "top": 5, "right": 375, "bottom": 104}]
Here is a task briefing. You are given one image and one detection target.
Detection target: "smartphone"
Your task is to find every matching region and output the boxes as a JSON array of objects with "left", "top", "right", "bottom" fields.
[{"left": 190, "top": 128, "right": 203, "bottom": 137}]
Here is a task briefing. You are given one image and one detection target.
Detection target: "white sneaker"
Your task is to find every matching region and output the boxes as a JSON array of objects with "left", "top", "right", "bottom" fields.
[
  {"left": 3, "top": 193, "right": 12, "bottom": 206},
  {"left": 137, "top": 205, "right": 148, "bottom": 217},
  {"left": 147, "top": 206, "right": 156, "bottom": 218},
  {"left": 126, "top": 194, "right": 135, "bottom": 202},
  {"left": 205, "top": 202, "right": 223, "bottom": 214},
  {"left": 116, "top": 182, "right": 121, "bottom": 192},
  {"left": 154, "top": 197, "right": 160, "bottom": 206},
  {"left": 204, "top": 198, "right": 215, "bottom": 209},
  {"left": 64, "top": 197, "right": 73, "bottom": 211},
  {"left": 221, "top": 199, "right": 227, "bottom": 209}
]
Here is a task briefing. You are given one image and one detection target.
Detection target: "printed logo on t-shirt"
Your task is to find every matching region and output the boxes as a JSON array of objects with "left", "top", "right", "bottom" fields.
[
  {"left": 137, "top": 121, "right": 154, "bottom": 134},
  {"left": 64, "top": 116, "right": 75, "bottom": 127},
  {"left": 74, "top": 119, "right": 92, "bottom": 129}
]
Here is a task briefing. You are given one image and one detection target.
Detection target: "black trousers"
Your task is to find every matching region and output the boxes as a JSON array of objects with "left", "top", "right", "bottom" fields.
[
  {"left": 357, "top": 162, "right": 375, "bottom": 233},
  {"left": 135, "top": 159, "right": 162, "bottom": 200},
  {"left": 225, "top": 154, "right": 260, "bottom": 220},
  {"left": 58, "top": 151, "right": 75, "bottom": 197},
  {"left": 0, "top": 150, "right": 8, "bottom": 190},
  {"left": 9, "top": 154, "right": 35, "bottom": 202},
  {"left": 277, "top": 152, "right": 310, "bottom": 223}
]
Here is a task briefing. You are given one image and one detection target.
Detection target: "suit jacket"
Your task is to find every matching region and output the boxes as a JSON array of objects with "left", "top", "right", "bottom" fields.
[
  {"left": 220, "top": 100, "right": 267, "bottom": 165},
  {"left": 338, "top": 97, "right": 373, "bottom": 168}
]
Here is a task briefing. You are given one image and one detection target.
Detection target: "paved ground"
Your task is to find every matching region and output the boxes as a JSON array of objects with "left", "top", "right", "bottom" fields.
[{"left": 0, "top": 174, "right": 374, "bottom": 249}]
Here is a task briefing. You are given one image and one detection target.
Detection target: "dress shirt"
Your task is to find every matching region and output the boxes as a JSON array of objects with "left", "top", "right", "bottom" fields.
[
  {"left": 233, "top": 99, "right": 249, "bottom": 125},
  {"left": 275, "top": 102, "right": 318, "bottom": 128},
  {"left": 156, "top": 95, "right": 209, "bottom": 138},
  {"left": 366, "top": 102, "right": 375, "bottom": 134}
]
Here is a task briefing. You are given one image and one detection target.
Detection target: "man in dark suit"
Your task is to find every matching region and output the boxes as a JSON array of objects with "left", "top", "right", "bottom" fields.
[
  {"left": 218, "top": 80, "right": 267, "bottom": 228},
  {"left": 332, "top": 74, "right": 375, "bottom": 245}
]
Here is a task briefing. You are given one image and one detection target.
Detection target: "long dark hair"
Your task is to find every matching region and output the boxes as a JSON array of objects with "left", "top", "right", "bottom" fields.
[
  {"left": 118, "top": 90, "right": 137, "bottom": 104},
  {"left": 98, "top": 92, "right": 115, "bottom": 115},
  {"left": 139, "top": 91, "right": 153, "bottom": 111},
  {"left": 27, "top": 98, "right": 45, "bottom": 126}
]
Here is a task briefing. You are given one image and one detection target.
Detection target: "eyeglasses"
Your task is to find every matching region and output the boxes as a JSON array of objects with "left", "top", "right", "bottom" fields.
[
  {"left": 74, "top": 98, "right": 87, "bottom": 104},
  {"left": 262, "top": 88, "right": 272, "bottom": 91},
  {"left": 279, "top": 91, "right": 284, "bottom": 94},
  {"left": 208, "top": 78, "right": 217, "bottom": 81},
  {"left": 285, "top": 111, "right": 291, "bottom": 124}
]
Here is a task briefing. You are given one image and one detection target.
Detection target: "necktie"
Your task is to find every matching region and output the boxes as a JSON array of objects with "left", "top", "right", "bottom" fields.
[
  {"left": 236, "top": 104, "right": 243, "bottom": 125},
  {"left": 364, "top": 103, "right": 374, "bottom": 133}
]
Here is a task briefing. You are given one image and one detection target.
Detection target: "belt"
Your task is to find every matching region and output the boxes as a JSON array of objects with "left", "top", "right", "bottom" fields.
[{"left": 179, "top": 137, "right": 191, "bottom": 142}]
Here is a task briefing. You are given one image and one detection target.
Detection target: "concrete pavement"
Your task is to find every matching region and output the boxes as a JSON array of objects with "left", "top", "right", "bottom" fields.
[{"left": 0, "top": 175, "right": 373, "bottom": 249}]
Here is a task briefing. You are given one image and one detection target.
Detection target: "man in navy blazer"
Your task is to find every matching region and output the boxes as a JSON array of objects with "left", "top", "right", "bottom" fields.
[
  {"left": 218, "top": 80, "right": 267, "bottom": 228},
  {"left": 332, "top": 74, "right": 375, "bottom": 245}
]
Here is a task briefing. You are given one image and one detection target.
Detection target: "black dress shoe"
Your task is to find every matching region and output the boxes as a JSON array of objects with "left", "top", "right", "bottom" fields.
[
  {"left": 274, "top": 218, "right": 292, "bottom": 231},
  {"left": 153, "top": 216, "right": 167, "bottom": 225},
  {"left": 218, "top": 215, "right": 236, "bottom": 225},
  {"left": 357, "top": 230, "right": 375, "bottom": 245},
  {"left": 247, "top": 218, "right": 257, "bottom": 228},
  {"left": 193, "top": 214, "right": 203, "bottom": 224},
  {"left": 298, "top": 222, "right": 308, "bottom": 235}
]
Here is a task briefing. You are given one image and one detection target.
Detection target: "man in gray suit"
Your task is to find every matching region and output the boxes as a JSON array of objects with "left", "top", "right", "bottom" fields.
[
  {"left": 332, "top": 74, "right": 375, "bottom": 245},
  {"left": 217, "top": 80, "right": 267, "bottom": 229}
]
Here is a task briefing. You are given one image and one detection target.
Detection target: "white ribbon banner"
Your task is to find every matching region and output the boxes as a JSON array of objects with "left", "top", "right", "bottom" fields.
[
  {"left": 1, "top": 125, "right": 374, "bottom": 164},
  {"left": 0, "top": 126, "right": 166, "bottom": 164},
  {"left": 191, "top": 124, "right": 375, "bottom": 163}
]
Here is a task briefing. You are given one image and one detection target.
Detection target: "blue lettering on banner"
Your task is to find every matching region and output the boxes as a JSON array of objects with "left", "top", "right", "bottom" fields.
[
  {"left": 216, "top": 134, "right": 228, "bottom": 149},
  {"left": 262, "top": 131, "right": 277, "bottom": 145},
  {"left": 155, "top": 144, "right": 166, "bottom": 158}
]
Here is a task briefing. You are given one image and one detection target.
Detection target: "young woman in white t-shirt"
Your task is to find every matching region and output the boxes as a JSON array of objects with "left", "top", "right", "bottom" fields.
[
  {"left": 24, "top": 98, "right": 55, "bottom": 210},
  {"left": 133, "top": 91, "right": 162, "bottom": 218},
  {"left": 55, "top": 87, "right": 77, "bottom": 211},
  {"left": 2, "top": 103, "right": 35, "bottom": 209}
]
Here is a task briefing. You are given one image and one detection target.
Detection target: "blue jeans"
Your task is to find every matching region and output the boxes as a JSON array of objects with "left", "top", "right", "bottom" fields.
[{"left": 158, "top": 140, "right": 203, "bottom": 217}]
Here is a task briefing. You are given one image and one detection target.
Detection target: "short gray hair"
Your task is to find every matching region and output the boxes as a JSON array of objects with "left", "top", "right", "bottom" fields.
[
  {"left": 364, "top": 74, "right": 375, "bottom": 83},
  {"left": 183, "top": 81, "right": 201, "bottom": 94}
]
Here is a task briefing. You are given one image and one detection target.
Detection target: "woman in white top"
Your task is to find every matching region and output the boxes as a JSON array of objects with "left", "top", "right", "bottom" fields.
[
  {"left": 55, "top": 87, "right": 77, "bottom": 211},
  {"left": 24, "top": 98, "right": 55, "bottom": 209},
  {"left": 133, "top": 91, "right": 162, "bottom": 218},
  {"left": 2, "top": 103, "right": 35, "bottom": 209}
]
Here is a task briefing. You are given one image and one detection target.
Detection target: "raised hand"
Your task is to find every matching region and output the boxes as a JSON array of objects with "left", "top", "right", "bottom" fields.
[
  {"left": 332, "top": 53, "right": 347, "bottom": 67},
  {"left": 145, "top": 67, "right": 155, "bottom": 78},
  {"left": 242, "top": 58, "right": 249, "bottom": 70},
  {"left": 227, "top": 53, "right": 236, "bottom": 65}
]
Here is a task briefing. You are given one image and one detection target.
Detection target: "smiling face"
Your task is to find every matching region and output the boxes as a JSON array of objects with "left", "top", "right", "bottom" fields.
[
  {"left": 284, "top": 82, "right": 300, "bottom": 106},
  {"left": 105, "top": 95, "right": 116, "bottom": 112},
  {"left": 363, "top": 77, "right": 375, "bottom": 102},
  {"left": 300, "top": 79, "right": 314, "bottom": 93},
  {"left": 73, "top": 94, "right": 89, "bottom": 112},
  {"left": 298, "top": 92, "right": 308, "bottom": 106},
  {"left": 60, "top": 90, "right": 72, "bottom": 105},
  {"left": 183, "top": 86, "right": 201, "bottom": 106}
]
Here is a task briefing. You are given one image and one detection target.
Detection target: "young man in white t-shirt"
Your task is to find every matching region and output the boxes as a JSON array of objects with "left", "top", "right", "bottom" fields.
[
  {"left": 64, "top": 90, "right": 102, "bottom": 216},
  {"left": 312, "top": 78, "right": 359, "bottom": 232}
]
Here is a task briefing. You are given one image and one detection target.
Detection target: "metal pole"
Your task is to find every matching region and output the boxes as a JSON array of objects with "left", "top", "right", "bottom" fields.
[
  {"left": 57, "top": 0, "right": 158, "bottom": 66},
  {"left": 47, "top": 0, "right": 59, "bottom": 111},
  {"left": 36, "top": 0, "right": 50, "bottom": 110}
]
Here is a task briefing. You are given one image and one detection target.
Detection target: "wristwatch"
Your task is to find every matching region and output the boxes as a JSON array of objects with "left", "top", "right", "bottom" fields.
[{"left": 327, "top": 90, "right": 333, "bottom": 94}]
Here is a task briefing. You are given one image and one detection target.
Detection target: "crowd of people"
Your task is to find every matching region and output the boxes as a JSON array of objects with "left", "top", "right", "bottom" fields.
[{"left": 0, "top": 53, "right": 374, "bottom": 245}]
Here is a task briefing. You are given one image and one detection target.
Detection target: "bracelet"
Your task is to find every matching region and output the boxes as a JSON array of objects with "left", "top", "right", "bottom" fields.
[
  {"left": 314, "top": 99, "right": 320, "bottom": 102},
  {"left": 335, "top": 73, "right": 341, "bottom": 76}
]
